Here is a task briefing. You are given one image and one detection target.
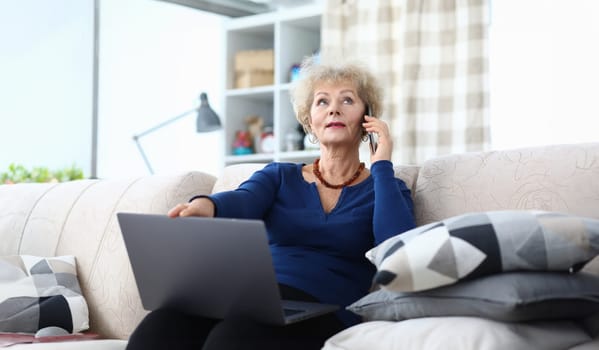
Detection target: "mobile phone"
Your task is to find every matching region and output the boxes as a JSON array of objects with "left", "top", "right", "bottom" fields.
[{"left": 365, "top": 105, "right": 378, "bottom": 154}]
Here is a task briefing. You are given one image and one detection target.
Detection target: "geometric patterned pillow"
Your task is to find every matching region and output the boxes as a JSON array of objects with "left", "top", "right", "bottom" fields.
[
  {"left": 0, "top": 255, "right": 89, "bottom": 334},
  {"left": 367, "top": 210, "right": 599, "bottom": 292}
]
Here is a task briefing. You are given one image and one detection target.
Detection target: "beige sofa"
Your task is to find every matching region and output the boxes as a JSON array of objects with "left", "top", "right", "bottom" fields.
[{"left": 1, "top": 142, "right": 599, "bottom": 349}]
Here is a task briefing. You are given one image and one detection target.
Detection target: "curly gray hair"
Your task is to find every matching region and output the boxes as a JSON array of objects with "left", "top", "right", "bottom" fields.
[{"left": 289, "top": 55, "right": 384, "bottom": 138}]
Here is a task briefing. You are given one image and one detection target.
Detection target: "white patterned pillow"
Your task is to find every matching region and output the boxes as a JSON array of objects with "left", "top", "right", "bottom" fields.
[
  {"left": 368, "top": 210, "right": 599, "bottom": 292},
  {"left": 0, "top": 255, "right": 89, "bottom": 334}
]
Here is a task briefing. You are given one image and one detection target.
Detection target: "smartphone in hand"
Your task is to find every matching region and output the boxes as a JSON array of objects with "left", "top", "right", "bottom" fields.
[{"left": 365, "top": 105, "right": 378, "bottom": 154}]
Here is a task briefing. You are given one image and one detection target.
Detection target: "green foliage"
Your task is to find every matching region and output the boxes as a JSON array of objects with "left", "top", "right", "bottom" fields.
[{"left": 1, "top": 163, "right": 85, "bottom": 184}]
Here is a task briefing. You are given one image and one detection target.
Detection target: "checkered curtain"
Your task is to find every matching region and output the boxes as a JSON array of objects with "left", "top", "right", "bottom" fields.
[{"left": 321, "top": 0, "right": 490, "bottom": 164}]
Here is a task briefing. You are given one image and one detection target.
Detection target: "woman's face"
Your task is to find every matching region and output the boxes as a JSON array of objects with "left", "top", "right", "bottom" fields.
[{"left": 309, "top": 80, "right": 365, "bottom": 148}]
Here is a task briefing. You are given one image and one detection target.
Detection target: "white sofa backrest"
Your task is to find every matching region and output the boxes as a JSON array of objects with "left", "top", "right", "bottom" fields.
[
  {"left": 414, "top": 142, "right": 599, "bottom": 225},
  {"left": 212, "top": 163, "right": 266, "bottom": 193}
]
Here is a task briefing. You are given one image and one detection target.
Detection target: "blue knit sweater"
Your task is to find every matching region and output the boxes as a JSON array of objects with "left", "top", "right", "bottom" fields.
[{"left": 209, "top": 160, "right": 415, "bottom": 326}]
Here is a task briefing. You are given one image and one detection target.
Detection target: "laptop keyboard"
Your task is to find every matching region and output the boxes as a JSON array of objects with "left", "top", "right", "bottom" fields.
[{"left": 283, "top": 308, "right": 303, "bottom": 316}]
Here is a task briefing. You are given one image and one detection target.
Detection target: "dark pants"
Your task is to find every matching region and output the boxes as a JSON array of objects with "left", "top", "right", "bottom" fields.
[{"left": 126, "top": 285, "right": 344, "bottom": 350}]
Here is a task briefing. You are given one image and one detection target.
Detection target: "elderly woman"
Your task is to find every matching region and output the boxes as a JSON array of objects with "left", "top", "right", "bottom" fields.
[{"left": 126, "top": 56, "right": 416, "bottom": 350}]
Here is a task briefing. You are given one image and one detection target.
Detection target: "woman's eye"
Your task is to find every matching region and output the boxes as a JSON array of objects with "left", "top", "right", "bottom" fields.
[
  {"left": 343, "top": 97, "right": 354, "bottom": 105},
  {"left": 316, "top": 99, "right": 328, "bottom": 106}
]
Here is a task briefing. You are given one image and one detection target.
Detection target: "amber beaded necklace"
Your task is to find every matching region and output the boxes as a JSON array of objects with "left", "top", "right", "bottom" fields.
[{"left": 312, "top": 158, "right": 365, "bottom": 189}]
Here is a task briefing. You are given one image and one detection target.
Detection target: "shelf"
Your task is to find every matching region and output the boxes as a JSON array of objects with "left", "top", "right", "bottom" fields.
[
  {"left": 226, "top": 85, "right": 274, "bottom": 100},
  {"left": 222, "top": 3, "right": 323, "bottom": 166},
  {"left": 224, "top": 149, "right": 321, "bottom": 165},
  {"left": 278, "top": 83, "right": 292, "bottom": 92},
  {"left": 225, "top": 153, "right": 274, "bottom": 164}
]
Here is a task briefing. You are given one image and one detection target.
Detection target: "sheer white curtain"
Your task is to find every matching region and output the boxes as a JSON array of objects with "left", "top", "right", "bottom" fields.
[{"left": 321, "top": 0, "right": 490, "bottom": 164}]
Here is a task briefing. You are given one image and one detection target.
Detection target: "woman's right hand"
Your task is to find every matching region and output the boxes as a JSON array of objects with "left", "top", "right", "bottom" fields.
[
  {"left": 167, "top": 197, "right": 215, "bottom": 218},
  {"left": 363, "top": 115, "right": 393, "bottom": 163}
]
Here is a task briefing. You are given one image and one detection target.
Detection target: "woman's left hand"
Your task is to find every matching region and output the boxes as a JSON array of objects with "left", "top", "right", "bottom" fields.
[{"left": 362, "top": 115, "right": 393, "bottom": 163}]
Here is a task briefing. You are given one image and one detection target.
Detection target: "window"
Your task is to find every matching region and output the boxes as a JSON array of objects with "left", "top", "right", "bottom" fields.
[{"left": 490, "top": 0, "right": 599, "bottom": 149}]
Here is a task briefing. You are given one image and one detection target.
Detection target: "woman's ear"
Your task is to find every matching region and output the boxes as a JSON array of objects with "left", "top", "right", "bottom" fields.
[{"left": 306, "top": 114, "right": 313, "bottom": 132}]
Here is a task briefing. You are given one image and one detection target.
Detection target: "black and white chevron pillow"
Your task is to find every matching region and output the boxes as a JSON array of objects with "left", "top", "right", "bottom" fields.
[{"left": 0, "top": 255, "right": 89, "bottom": 334}]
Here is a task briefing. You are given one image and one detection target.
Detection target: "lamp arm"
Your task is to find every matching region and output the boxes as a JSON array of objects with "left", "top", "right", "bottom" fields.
[
  {"left": 133, "top": 107, "right": 199, "bottom": 139},
  {"left": 133, "top": 137, "right": 154, "bottom": 174},
  {"left": 132, "top": 107, "right": 199, "bottom": 174}
]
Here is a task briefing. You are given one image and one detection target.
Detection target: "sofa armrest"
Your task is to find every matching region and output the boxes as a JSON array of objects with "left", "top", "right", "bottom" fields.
[{"left": 0, "top": 171, "right": 217, "bottom": 340}]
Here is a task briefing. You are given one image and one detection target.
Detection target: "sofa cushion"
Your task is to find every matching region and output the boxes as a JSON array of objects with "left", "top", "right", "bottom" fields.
[
  {"left": 322, "top": 318, "right": 592, "bottom": 350},
  {"left": 5, "top": 339, "right": 127, "bottom": 349},
  {"left": 0, "top": 255, "right": 88, "bottom": 333},
  {"left": 368, "top": 210, "right": 599, "bottom": 292},
  {"left": 348, "top": 271, "right": 599, "bottom": 322}
]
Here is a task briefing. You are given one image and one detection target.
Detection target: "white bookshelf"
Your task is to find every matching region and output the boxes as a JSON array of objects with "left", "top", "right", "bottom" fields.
[{"left": 222, "top": 3, "right": 323, "bottom": 165}]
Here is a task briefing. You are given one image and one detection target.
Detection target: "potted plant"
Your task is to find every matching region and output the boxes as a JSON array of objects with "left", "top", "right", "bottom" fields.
[{"left": 1, "top": 163, "right": 84, "bottom": 184}]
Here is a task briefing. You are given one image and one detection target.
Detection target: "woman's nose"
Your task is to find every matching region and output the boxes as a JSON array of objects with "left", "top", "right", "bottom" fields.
[{"left": 327, "top": 102, "right": 340, "bottom": 116}]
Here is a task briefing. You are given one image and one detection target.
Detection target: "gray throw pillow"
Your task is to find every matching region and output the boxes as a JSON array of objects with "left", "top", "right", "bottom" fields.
[
  {"left": 348, "top": 271, "right": 599, "bottom": 322},
  {"left": 367, "top": 210, "right": 599, "bottom": 292},
  {"left": 0, "top": 255, "right": 89, "bottom": 334}
]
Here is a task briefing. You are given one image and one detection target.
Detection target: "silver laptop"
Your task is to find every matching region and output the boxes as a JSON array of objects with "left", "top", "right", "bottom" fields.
[{"left": 117, "top": 212, "right": 338, "bottom": 326}]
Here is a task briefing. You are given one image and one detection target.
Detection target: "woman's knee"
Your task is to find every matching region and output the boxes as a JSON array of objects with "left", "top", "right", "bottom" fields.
[
  {"left": 127, "top": 309, "right": 215, "bottom": 350},
  {"left": 202, "top": 318, "right": 329, "bottom": 350}
]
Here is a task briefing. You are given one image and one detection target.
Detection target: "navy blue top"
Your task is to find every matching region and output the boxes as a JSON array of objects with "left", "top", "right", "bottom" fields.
[{"left": 208, "top": 160, "right": 415, "bottom": 326}]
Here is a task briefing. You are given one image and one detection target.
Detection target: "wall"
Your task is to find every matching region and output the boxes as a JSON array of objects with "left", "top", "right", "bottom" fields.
[
  {"left": 0, "top": 0, "right": 93, "bottom": 174},
  {"left": 0, "top": 0, "right": 225, "bottom": 179},
  {"left": 97, "top": 0, "right": 225, "bottom": 178},
  {"left": 490, "top": 0, "right": 599, "bottom": 149}
]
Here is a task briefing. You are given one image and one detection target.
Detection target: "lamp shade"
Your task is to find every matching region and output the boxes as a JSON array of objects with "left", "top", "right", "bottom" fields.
[{"left": 196, "top": 92, "right": 221, "bottom": 132}]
